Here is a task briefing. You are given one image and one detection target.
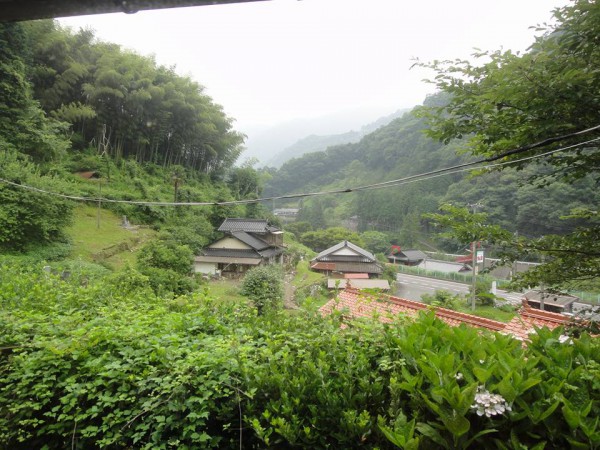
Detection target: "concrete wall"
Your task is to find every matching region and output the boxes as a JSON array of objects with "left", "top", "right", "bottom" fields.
[{"left": 194, "top": 261, "right": 218, "bottom": 275}]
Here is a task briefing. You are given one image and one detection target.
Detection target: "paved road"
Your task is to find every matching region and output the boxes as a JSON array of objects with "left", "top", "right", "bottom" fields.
[
  {"left": 395, "top": 273, "right": 523, "bottom": 304},
  {"left": 395, "top": 273, "right": 595, "bottom": 313}
]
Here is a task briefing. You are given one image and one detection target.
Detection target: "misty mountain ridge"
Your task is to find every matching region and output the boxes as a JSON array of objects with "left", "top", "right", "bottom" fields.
[
  {"left": 266, "top": 109, "right": 410, "bottom": 168},
  {"left": 239, "top": 107, "right": 410, "bottom": 166}
]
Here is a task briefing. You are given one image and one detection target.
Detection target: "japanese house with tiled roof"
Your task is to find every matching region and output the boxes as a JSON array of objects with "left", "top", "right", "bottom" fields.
[
  {"left": 310, "top": 240, "right": 383, "bottom": 277},
  {"left": 194, "top": 218, "right": 284, "bottom": 277},
  {"left": 321, "top": 288, "right": 579, "bottom": 342},
  {"left": 387, "top": 246, "right": 427, "bottom": 266}
]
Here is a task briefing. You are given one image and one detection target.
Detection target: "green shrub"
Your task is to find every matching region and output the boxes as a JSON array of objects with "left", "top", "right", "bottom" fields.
[
  {"left": 421, "top": 289, "right": 462, "bottom": 310},
  {"left": 0, "top": 263, "right": 599, "bottom": 449},
  {"left": 239, "top": 265, "right": 284, "bottom": 314},
  {"left": 136, "top": 238, "right": 195, "bottom": 295},
  {"left": 0, "top": 151, "right": 73, "bottom": 251},
  {"left": 382, "top": 263, "right": 398, "bottom": 284},
  {"left": 469, "top": 279, "right": 497, "bottom": 306}
]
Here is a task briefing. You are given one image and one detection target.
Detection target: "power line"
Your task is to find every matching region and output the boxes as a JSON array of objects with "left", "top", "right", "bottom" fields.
[{"left": 1, "top": 136, "right": 599, "bottom": 208}]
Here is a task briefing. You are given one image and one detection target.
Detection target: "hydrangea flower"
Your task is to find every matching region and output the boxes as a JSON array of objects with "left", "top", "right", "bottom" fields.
[
  {"left": 558, "top": 334, "right": 573, "bottom": 344},
  {"left": 471, "top": 387, "right": 512, "bottom": 418}
]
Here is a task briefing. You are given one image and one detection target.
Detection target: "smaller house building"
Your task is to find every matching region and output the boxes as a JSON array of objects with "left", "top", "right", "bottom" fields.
[
  {"left": 522, "top": 290, "right": 578, "bottom": 314},
  {"left": 194, "top": 218, "right": 284, "bottom": 277},
  {"left": 387, "top": 246, "right": 427, "bottom": 266},
  {"left": 273, "top": 208, "right": 299, "bottom": 223},
  {"left": 310, "top": 240, "right": 383, "bottom": 277}
]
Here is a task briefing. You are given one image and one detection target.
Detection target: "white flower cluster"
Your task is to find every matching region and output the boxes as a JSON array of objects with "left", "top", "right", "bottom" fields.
[
  {"left": 558, "top": 334, "right": 574, "bottom": 345},
  {"left": 471, "top": 387, "right": 511, "bottom": 418}
]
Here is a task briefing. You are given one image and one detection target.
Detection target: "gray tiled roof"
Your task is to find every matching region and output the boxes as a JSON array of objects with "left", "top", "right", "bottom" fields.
[
  {"left": 231, "top": 231, "right": 270, "bottom": 250},
  {"left": 218, "top": 218, "right": 281, "bottom": 234},
  {"left": 317, "top": 254, "right": 374, "bottom": 263},
  {"left": 202, "top": 248, "right": 261, "bottom": 259},
  {"left": 389, "top": 250, "right": 427, "bottom": 261},
  {"left": 314, "top": 240, "right": 377, "bottom": 262},
  {"left": 332, "top": 261, "right": 383, "bottom": 274},
  {"left": 258, "top": 247, "right": 284, "bottom": 258},
  {"left": 312, "top": 261, "right": 383, "bottom": 274}
]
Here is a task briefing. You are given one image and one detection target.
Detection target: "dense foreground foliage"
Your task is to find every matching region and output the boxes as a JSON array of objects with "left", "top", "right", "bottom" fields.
[{"left": 1, "top": 261, "right": 599, "bottom": 449}]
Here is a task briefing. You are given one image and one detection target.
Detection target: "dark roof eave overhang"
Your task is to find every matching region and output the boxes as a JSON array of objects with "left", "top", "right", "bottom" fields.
[{"left": 1, "top": 0, "right": 268, "bottom": 23}]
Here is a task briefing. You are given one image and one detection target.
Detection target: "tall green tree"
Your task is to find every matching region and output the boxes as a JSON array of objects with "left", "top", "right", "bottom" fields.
[
  {"left": 417, "top": 0, "right": 600, "bottom": 290},
  {"left": 0, "top": 23, "right": 70, "bottom": 163},
  {"left": 299, "top": 227, "right": 364, "bottom": 252},
  {"left": 0, "top": 23, "right": 73, "bottom": 251},
  {"left": 24, "top": 20, "right": 244, "bottom": 175}
]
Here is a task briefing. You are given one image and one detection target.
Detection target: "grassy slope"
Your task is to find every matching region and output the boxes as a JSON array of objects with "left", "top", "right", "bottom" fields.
[
  {"left": 66, "top": 205, "right": 155, "bottom": 270},
  {"left": 201, "top": 279, "right": 248, "bottom": 304},
  {"left": 455, "top": 304, "right": 516, "bottom": 323}
]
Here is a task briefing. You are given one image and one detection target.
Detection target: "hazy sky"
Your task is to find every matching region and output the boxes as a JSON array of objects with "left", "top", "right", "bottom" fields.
[{"left": 60, "top": 0, "right": 566, "bottom": 133}]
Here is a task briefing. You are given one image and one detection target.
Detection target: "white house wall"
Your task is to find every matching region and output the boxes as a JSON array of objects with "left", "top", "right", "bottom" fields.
[
  {"left": 332, "top": 248, "right": 359, "bottom": 256},
  {"left": 194, "top": 261, "right": 218, "bottom": 275},
  {"left": 209, "top": 237, "right": 251, "bottom": 250}
]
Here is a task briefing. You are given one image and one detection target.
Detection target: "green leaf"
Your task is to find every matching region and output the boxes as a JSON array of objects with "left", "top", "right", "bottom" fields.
[
  {"left": 416, "top": 422, "right": 450, "bottom": 449},
  {"left": 440, "top": 410, "right": 470, "bottom": 438},
  {"left": 473, "top": 366, "right": 492, "bottom": 383},
  {"left": 562, "top": 404, "right": 580, "bottom": 429}
]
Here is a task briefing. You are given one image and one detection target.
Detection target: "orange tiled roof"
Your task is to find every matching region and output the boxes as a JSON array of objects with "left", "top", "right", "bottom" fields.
[
  {"left": 502, "top": 300, "right": 572, "bottom": 340},
  {"left": 320, "top": 288, "right": 579, "bottom": 340},
  {"left": 344, "top": 273, "right": 370, "bottom": 279},
  {"left": 311, "top": 262, "right": 336, "bottom": 271},
  {"left": 320, "top": 288, "right": 506, "bottom": 331}
]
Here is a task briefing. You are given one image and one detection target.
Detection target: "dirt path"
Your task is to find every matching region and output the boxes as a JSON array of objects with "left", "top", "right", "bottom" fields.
[{"left": 283, "top": 273, "right": 298, "bottom": 309}]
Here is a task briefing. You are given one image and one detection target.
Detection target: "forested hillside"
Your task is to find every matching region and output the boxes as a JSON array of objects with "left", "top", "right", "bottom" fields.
[
  {"left": 266, "top": 96, "right": 599, "bottom": 242},
  {"left": 0, "top": 20, "right": 266, "bottom": 258}
]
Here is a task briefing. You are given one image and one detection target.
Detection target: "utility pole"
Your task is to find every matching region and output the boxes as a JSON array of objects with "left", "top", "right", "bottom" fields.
[
  {"left": 469, "top": 202, "right": 482, "bottom": 311},
  {"left": 96, "top": 179, "right": 102, "bottom": 229},
  {"left": 539, "top": 254, "right": 546, "bottom": 310},
  {"left": 172, "top": 174, "right": 180, "bottom": 203},
  {"left": 471, "top": 240, "right": 477, "bottom": 310}
]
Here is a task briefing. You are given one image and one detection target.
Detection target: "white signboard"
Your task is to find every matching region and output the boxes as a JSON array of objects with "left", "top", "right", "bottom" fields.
[{"left": 476, "top": 250, "right": 484, "bottom": 263}]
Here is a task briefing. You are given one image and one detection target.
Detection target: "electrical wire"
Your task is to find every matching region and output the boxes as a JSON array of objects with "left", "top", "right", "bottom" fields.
[{"left": 1, "top": 135, "right": 599, "bottom": 208}]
